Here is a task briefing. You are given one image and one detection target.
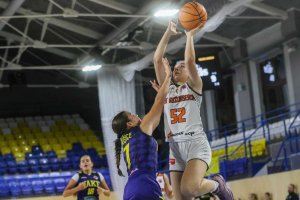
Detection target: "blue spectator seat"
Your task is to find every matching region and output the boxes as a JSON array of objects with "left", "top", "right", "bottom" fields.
[
  {"left": 0, "top": 161, "right": 7, "bottom": 175},
  {"left": 50, "top": 157, "right": 60, "bottom": 171},
  {"left": 28, "top": 158, "right": 39, "bottom": 173},
  {"left": 61, "top": 157, "right": 71, "bottom": 171},
  {"left": 0, "top": 179, "right": 9, "bottom": 198},
  {"left": 45, "top": 151, "right": 57, "bottom": 158},
  {"left": 8, "top": 180, "right": 21, "bottom": 197},
  {"left": 20, "top": 179, "right": 33, "bottom": 196},
  {"left": 17, "top": 160, "right": 29, "bottom": 174},
  {"left": 43, "top": 178, "right": 55, "bottom": 194},
  {"left": 32, "top": 178, "right": 44, "bottom": 195},
  {"left": 39, "top": 158, "right": 50, "bottom": 172},
  {"left": 7, "top": 160, "right": 17, "bottom": 174},
  {"left": 54, "top": 178, "right": 66, "bottom": 193}
]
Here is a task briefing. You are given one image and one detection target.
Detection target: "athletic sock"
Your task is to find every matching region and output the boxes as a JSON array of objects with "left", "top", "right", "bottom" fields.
[{"left": 211, "top": 180, "right": 219, "bottom": 194}]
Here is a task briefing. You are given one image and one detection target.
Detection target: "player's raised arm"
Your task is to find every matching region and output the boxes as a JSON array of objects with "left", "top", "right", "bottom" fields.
[
  {"left": 153, "top": 21, "right": 180, "bottom": 85},
  {"left": 140, "top": 58, "right": 171, "bottom": 135},
  {"left": 185, "top": 26, "right": 203, "bottom": 94}
]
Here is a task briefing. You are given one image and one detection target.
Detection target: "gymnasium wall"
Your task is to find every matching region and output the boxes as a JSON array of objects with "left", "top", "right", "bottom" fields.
[{"left": 229, "top": 169, "right": 300, "bottom": 200}]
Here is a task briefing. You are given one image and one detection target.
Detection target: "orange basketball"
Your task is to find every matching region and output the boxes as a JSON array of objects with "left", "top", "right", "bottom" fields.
[{"left": 179, "top": 1, "right": 207, "bottom": 31}]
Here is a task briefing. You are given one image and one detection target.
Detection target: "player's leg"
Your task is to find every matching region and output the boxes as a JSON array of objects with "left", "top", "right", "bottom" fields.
[
  {"left": 170, "top": 171, "right": 184, "bottom": 200},
  {"left": 181, "top": 159, "right": 217, "bottom": 198},
  {"left": 181, "top": 139, "right": 233, "bottom": 200},
  {"left": 169, "top": 142, "right": 185, "bottom": 200}
]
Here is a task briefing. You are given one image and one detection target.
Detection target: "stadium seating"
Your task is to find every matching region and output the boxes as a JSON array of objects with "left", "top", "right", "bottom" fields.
[
  {"left": 0, "top": 169, "right": 111, "bottom": 197},
  {"left": 0, "top": 114, "right": 110, "bottom": 197}
]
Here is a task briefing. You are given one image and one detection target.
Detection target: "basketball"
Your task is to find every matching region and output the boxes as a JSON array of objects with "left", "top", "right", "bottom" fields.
[{"left": 178, "top": 1, "right": 208, "bottom": 31}]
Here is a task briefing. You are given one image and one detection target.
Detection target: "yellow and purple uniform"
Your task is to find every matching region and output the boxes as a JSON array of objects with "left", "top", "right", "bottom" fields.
[
  {"left": 72, "top": 171, "right": 104, "bottom": 200},
  {"left": 121, "top": 126, "right": 164, "bottom": 200}
]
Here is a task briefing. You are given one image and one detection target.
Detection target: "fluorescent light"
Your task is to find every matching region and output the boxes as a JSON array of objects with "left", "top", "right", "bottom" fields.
[
  {"left": 82, "top": 65, "right": 102, "bottom": 72},
  {"left": 198, "top": 56, "right": 215, "bottom": 62},
  {"left": 154, "top": 9, "right": 179, "bottom": 17}
]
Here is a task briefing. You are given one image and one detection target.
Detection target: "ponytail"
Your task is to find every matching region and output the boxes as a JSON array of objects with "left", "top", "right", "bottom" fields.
[{"left": 114, "top": 138, "right": 124, "bottom": 177}]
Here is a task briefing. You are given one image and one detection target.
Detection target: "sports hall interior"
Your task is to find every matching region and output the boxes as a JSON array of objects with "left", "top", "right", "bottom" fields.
[{"left": 0, "top": 0, "right": 300, "bottom": 200}]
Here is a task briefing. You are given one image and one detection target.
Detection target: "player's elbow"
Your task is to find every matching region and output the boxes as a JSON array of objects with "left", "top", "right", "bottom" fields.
[{"left": 153, "top": 55, "right": 163, "bottom": 64}]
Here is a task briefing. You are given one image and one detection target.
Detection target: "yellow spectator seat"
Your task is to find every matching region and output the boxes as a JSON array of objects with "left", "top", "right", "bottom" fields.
[
  {"left": 17, "top": 121, "right": 27, "bottom": 128},
  {"left": 4, "top": 134, "right": 14, "bottom": 141},
  {"left": 11, "top": 127, "right": 21, "bottom": 135},
  {"left": 11, "top": 146, "right": 21, "bottom": 154},
  {"left": 31, "top": 127, "right": 41, "bottom": 133},
  {"left": 38, "top": 138, "right": 48, "bottom": 145},
  {"left": 0, "top": 140, "right": 7, "bottom": 148},
  {"left": 1, "top": 147, "right": 11, "bottom": 154},
  {"left": 83, "top": 130, "right": 94, "bottom": 137},
  {"left": 62, "top": 143, "right": 72, "bottom": 150},
  {"left": 21, "top": 145, "right": 31, "bottom": 154},
  {"left": 56, "top": 119, "right": 66, "bottom": 126},
  {"left": 68, "top": 137, "right": 78, "bottom": 144},
  {"left": 15, "top": 152, "right": 25, "bottom": 162},
  {"left": 60, "top": 125, "right": 69, "bottom": 131},
  {"left": 41, "top": 144, "right": 52, "bottom": 152},
  {"left": 8, "top": 141, "right": 18, "bottom": 148},
  {"left": 54, "top": 131, "right": 64, "bottom": 138},
  {"left": 69, "top": 124, "right": 80, "bottom": 131},
  {"left": 82, "top": 142, "right": 92, "bottom": 149},
  {"left": 58, "top": 137, "right": 68, "bottom": 145},
  {"left": 77, "top": 136, "right": 88, "bottom": 143},
  {"left": 52, "top": 143, "right": 62, "bottom": 151},
  {"left": 56, "top": 149, "right": 66, "bottom": 158},
  {"left": 88, "top": 135, "right": 99, "bottom": 142},
  {"left": 50, "top": 125, "right": 60, "bottom": 132},
  {"left": 18, "top": 139, "right": 28, "bottom": 146},
  {"left": 91, "top": 140, "right": 102, "bottom": 148},
  {"left": 27, "top": 139, "right": 38, "bottom": 146},
  {"left": 48, "top": 138, "right": 58, "bottom": 144},
  {"left": 64, "top": 130, "right": 74, "bottom": 137},
  {"left": 21, "top": 127, "right": 31, "bottom": 134}
]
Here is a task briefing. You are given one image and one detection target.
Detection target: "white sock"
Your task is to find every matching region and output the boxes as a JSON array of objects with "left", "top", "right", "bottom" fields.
[{"left": 212, "top": 180, "right": 219, "bottom": 193}]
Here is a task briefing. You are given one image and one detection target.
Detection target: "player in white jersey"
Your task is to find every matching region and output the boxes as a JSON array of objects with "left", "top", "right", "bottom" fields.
[
  {"left": 153, "top": 21, "right": 233, "bottom": 200},
  {"left": 156, "top": 172, "right": 174, "bottom": 200}
]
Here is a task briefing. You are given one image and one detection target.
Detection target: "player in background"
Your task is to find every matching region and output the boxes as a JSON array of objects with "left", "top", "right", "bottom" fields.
[{"left": 63, "top": 155, "right": 111, "bottom": 200}]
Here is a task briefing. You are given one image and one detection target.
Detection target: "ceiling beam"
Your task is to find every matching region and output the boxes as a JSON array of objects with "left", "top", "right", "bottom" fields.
[
  {"left": 0, "top": 0, "right": 25, "bottom": 30},
  {"left": 85, "top": 0, "right": 136, "bottom": 14},
  {"left": 226, "top": 15, "right": 282, "bottom": 20},
  {"left": 246, "top": 2, "right": 288, "bottom": 19},
  {"left": 0, "top": 31, "right": 77, "bottom": 59},
  {"left": 202, "top": 33, "right": 235, "bottom": 46},
  {"left": 0, "top": 1, "right": 102, "bottom": 40}
]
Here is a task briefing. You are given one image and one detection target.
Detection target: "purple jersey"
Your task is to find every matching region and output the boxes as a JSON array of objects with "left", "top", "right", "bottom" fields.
[{"left": 120, "top": 126, "right": 158, "bottom": 175}]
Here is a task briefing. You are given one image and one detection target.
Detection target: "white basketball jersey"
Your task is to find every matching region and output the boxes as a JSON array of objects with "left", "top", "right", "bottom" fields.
[{"left": 164, "top": 82, "right": 206, "bottom": 142}]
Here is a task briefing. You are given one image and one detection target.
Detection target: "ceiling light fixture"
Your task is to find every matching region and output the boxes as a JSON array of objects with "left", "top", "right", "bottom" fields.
[
  {"left": 154, "top": 9, "right": 179, "bottom": 17},
  {"left": 82, "top": 65, "right": 102, "bottom": 72}
]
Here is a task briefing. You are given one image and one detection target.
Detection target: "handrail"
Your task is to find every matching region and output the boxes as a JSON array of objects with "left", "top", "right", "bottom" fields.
[{"left": 207, "top": 102, "right": 300, "bottom": 140}]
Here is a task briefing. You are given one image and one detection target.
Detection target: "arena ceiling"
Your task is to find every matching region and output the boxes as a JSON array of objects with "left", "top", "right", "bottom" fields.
[{"left": 0, "top": 0, "right": 299, "bottom": 86}]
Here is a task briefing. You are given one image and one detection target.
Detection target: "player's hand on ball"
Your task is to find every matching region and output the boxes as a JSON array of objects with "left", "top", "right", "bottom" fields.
[{"left": 185, "top": 25, "right": 203, "bottom": 36}]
